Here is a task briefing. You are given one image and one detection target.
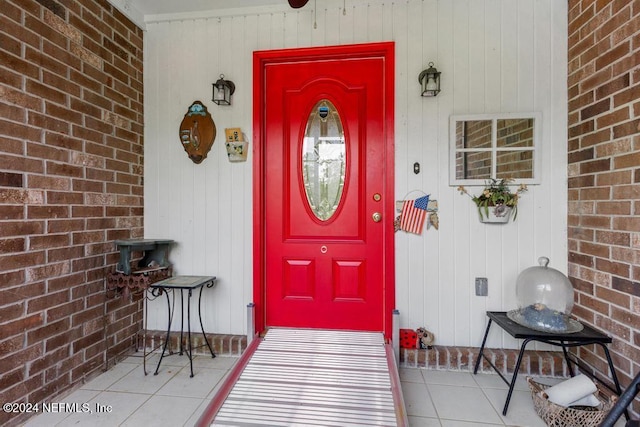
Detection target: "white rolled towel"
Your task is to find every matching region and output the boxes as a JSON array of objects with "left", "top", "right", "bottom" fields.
[{"left": 544, "top": 374, "right": 598, "bottom": 407}]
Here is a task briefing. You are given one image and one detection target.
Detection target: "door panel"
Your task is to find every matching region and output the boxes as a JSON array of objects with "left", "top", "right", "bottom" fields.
[
  {"left": 254, "top": 43, "right": 394, "bottom": 335},
  {"left": 282, "top": 259, "right": 315, "bottom": 298},
  {"left": 283, "top": 80, "right": 364, "bottom": 241}
]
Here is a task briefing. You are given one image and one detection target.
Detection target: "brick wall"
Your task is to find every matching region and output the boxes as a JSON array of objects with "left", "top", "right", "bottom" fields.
[
  {"left": 0, "top": 1, "right": 143, "bottom": 425},
  {"left": 567, "top": 0, "right": 640, "bottom": 415}
]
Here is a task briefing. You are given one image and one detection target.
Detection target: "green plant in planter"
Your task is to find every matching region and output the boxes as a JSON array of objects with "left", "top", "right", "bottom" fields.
[{"left": 458, "top": 178, "right": 528, "bottom": 221}]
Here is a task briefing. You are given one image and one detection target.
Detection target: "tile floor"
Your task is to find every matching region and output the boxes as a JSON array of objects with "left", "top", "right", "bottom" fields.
[{"left": 23, "top": 352, "right": 626, "bottom": 427}]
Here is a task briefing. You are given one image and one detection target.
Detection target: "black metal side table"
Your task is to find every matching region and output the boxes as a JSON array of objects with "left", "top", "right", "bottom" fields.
[
  {"left": 473, "top": 311, "right": 624, "bottom": 417},
  {"left": 149, "top": 276, "right": 217, "bottom": 377}
]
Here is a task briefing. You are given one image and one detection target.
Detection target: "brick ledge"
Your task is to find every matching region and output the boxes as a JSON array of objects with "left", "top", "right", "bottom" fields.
[
  {"left": 400, "top": 345, "right": 570, "bottom": 377},
  {"left": 137, "top": 330, "right": 248, "bottom": 357},
  {"left": 137, "top": 331, "right": 570, "bottom": 378}
]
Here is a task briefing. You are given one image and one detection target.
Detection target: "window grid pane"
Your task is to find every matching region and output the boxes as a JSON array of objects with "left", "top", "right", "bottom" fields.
[{"left": 451, "top": 113, "right": 540, "bottom": 185}]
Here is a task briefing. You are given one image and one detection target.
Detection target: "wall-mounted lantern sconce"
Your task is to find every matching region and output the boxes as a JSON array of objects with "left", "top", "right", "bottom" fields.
[
  {"left": 418, "top": 62, "right": 441, "bottom": 97},
  {"left": 212, "top": 74, "right": 235, "bottom": 105}
]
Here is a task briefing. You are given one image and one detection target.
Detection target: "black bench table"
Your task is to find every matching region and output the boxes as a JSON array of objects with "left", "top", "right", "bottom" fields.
[
  {"left": 114, "top": 238, "right": 173, "bottom": 275},
  {"left": 473, "top": 311, "right": 623, "bottom": 417}
]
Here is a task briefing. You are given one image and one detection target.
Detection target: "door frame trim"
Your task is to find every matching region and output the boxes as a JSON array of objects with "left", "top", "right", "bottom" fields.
[{"left": 252, "top": 42, "right": 395, "bottom": 338}]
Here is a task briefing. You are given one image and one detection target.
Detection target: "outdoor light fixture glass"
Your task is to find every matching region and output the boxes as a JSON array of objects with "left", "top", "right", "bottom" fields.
[
  {"left": 418, "top": 62, "right": 441, "bottom": 97},
  {"left": 212, "top": 74, "right": 235, "bottom": 105}
]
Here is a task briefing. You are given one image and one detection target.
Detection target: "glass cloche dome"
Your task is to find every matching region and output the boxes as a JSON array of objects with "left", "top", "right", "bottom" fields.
[{"left": 507, "top": 257, "right": 583, "bottom": 333}]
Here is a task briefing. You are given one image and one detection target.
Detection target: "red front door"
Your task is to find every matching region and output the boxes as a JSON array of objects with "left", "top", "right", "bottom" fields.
[{"left": 253, "top": 43, "right": 395, "bottom": 336}]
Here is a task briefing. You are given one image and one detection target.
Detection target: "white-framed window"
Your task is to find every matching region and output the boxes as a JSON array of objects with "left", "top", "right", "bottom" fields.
[{"left": 449, "top": 112, "right": 541, "bottom": 186}]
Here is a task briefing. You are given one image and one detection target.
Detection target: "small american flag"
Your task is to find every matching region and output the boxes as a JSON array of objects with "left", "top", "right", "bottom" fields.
[{"left": 400, "top": 195, "right": 429, "bottom": 234}]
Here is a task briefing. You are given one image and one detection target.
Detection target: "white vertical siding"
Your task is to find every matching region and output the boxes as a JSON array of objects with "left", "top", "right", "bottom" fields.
[{"left": 143, "top": 0, "right": 568, "bottom": 349}]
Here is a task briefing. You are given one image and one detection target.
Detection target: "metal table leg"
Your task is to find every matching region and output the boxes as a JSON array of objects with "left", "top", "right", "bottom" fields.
[
  {"left": 473, "top": 318, "right": 492, "bottom": 374},
  {"left": 198, "top": 282, "right": 216, "bottom": 359},
  {"left": 599, "top": 343, "right": 630, "bottom": 421},
  {"left": 600, "top": 344, "right": 624, "bottom": 397},
  {"left": 560, "top": 342, "right": 575, "bottom": 377},
  {"left": 179, "top": 289, "right": 185, "bottom": 355},
  {"left": 187, "top": 288, "right": 194, "bottom": 377},
  {"left": 154, "top": 289, "right": 174, "bottom": 375},
  {"left": 503, "top": 338, "right": 533, "bottom": 415},
  {"left": 143, "top": 289, "right": 149, "bottom": 375}
]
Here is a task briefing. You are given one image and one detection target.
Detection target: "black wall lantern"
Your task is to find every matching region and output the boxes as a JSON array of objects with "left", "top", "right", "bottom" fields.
[
  {"left": 418, "top": 62, "right": 441, "bottom": 97},
  {"left": 212, "top": 74, "right": 235, "bottom": 105}
]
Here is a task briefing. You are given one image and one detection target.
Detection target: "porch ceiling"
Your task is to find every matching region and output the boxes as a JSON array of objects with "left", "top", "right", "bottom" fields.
[{"left": 131, "top": 0, "right": 284, "bottom": 15}]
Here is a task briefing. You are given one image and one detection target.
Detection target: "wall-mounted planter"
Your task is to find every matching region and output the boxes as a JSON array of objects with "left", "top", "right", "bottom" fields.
[
  {"left": 479, "top": 206, "right": 513, "bottom": 224},
  {"left": 225, "top": 141, "right": 248, "bottom": 162},
  {"left": 225, "top": 127, "right": 248, "bottom": 162},
  {"left": 459, "top": 179, "right": 526, "bottom": 225}
]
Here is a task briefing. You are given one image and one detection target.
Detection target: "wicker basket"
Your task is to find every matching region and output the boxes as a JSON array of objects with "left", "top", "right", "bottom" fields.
[{"left": 527, "top": 376, "right": 616, "bottom": 427}]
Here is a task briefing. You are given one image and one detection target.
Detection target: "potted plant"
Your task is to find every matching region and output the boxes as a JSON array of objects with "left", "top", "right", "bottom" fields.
[{"left": 458, "top": 178, "right": 527, "bottom": 223}]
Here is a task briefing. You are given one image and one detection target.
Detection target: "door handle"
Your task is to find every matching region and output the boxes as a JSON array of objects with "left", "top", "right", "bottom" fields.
[{"left": 372, "top": 212, "right": 382, "bottom": 222}]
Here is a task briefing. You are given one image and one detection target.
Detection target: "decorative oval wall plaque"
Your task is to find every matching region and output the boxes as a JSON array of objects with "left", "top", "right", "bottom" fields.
[{"left": 179, "top": 101, "right": 216, "bottom": 164}]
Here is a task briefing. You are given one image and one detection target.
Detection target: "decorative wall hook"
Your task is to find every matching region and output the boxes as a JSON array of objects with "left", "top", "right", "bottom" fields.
[{"left": 179, "top": 101, "right": 216, "bottom": 164}]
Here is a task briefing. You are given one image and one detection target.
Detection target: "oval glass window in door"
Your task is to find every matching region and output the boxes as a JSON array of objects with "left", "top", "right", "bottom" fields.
[{"left": 302, "top": 100, "right": 346, "bottom": 221}]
